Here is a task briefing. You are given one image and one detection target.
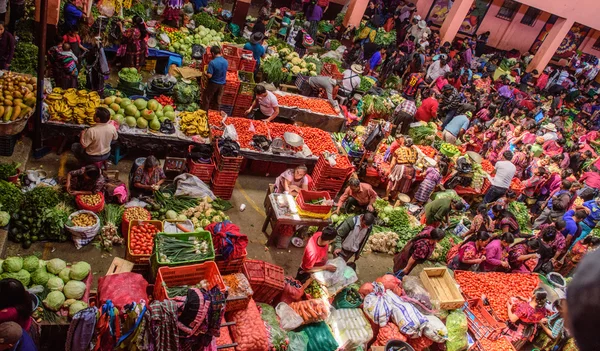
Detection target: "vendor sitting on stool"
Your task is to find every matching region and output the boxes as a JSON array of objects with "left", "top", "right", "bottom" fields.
[
  {"left": 308, "top": 75, "right": 341, "bottom": 113},
  {"left": 245, "top": 85, "right": 280, "bottom": 122},
  {"left": 274, "top": 165, "right": 309, "bottom": 196},
  {"left": 335, "top": 178, "right": 377, "bottom": 214},
  {"left": 65, "top": 164, "right": 106, "bottom": 196},
  {"left": 133, "top": 156, "right": 166, "bottom": 194},
  {"left": 332, "top": 212, "right": 376, "bottom": 263},
  {"left": 71, "top": 107, "right": 118, "bottom": 166}
]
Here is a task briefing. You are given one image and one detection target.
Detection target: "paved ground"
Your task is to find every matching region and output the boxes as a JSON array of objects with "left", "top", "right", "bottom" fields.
[{"left": 3, "top": 137, "right": 394, "bottom": 286}]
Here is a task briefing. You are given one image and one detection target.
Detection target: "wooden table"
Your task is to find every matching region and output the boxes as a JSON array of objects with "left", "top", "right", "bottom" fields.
[{"left": 262, "top": 193, "right": 329, "bottom": 249}]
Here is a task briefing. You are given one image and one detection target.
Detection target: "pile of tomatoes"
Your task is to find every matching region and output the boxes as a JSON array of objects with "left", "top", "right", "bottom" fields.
[
  {"left": 454, "top": 271, "right": 539, "bottom": 321},
  {"left": 416, "top": 145, "right": 436, "bottom": 158},
  {"left": 276, "top": 94, "right": 338, "bottom": 116},
  {"left": 299, "top": 127, "right": 338, "bottom": 155},
  {"left": 156, "top": 95, "right": 175, "bottom": 109},
  {"left": 129, "top": 223, "right": 161, "bottom": 256},
  {"left": 226, "top": 71, "right": 239, "bottom": 82},
  {"left": 478, "top": 337, "right": 515, "bottom": 351},
  {"left": 480, "top": 159, "right": 495, "bottom": 174}
]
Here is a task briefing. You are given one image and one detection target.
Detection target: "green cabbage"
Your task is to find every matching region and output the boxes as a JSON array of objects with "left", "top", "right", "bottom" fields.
[
  {"left": 43, "top": 291, "right": 65, "bottom": 311},
  {"left": 0, "top": 211, "right": 9, "bottom": 226},
  {"left": 23, "top": 256, "right": 39, "bottom": 272},
  {"left": 46, "top": 258, "right": 66, "bottom": 275},
  {"left": 47, "top": 276, "right": 64, "bottom": 292},
  {"left": 58, "top": 268, "right": 71, "bottom": 283},
  {"left": 69, "top": 301, "right": 88, "bottom": 317},
  {"left": 0, "top": 259, "right": 4, "bottom": 274},
  {"left": 63, "top": 299, "right": 77, "bottom": 308},
  {"left": 2, "top": 269, "right": 30, "bottom": 287},
  {"left": 31, "top": 267, "right": 49, "bottom": 286},
  {"left": 3, "top": 257, "right": 23, "bottom": 273},
  {"left": 69, "top": 262, "right": 90, "bottom": 281},
  {"left": 64, "top": 280, "right": 86, "bottom": 299}
]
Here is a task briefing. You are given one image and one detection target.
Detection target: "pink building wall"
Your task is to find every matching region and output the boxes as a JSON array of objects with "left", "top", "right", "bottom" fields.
[{"left": 579, "top": 30, "right": 600, "bottom": 56}]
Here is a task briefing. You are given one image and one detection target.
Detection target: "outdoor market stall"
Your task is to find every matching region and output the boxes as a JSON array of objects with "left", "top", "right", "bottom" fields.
[{"left": 274, "top": 91, "right": 346, "bottom": 132}]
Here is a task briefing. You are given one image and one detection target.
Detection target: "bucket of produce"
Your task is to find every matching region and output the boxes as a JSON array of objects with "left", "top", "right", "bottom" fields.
[
  {"left": 65, "top": 210, "right": 101, "bottom": 249},
  {"left": 118, "top": 68, "right": 143, "bottom": 88},
  {"left": 75, "top": 193, "right": 105, "bottom": 213}
]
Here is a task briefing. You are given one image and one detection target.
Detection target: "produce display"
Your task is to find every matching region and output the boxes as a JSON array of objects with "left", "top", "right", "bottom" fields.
[
  {"left": 179, "top": 198, "right": 229, "bottom": 229},
  {"left": 100, "top": 96, "right": 174, "bottom": 131},
  {"left": 365, "top": 231, "right": 399, "bottom": 255},
  {"left": 222, "top": 273, "right": 253, "bottom": 299},
  {"left": 410, "top": 123, "right": 438, "bottom": 146},
  {"left": 480, "top": 159, "right": 494, "bottom": 173},
  {"left": 123, "top": 207, "right": 152, "bottom": 222},
  {"left": 129, "top": 222, "right": 161, "bottom": 255},
  {"left": 289, "top": 299, "right": 330, "bottom": 324},
  {"left": 155, "top": 95, "right": 176, "bottom": 109},
  {"left": 174, "top": 80, "right": 201, "bottom": 112},
  {"left": 46, "top": 88, "right": 101, "bottom": 125},
  {"left": 478, "top": 337, "right": 515, "bottom": 351},
  {"left": 69, "top": 213, "right": 97, "bottom": 227},
  {"left": 454, "top": 271, "right": 539, "bottom": 320},
  {"left": 229, "top": 299, "right": 269, "bottom": 351},
  {"left": 118, "top": 67, "right": 142, "bottom": 83},
  {"left": 440, "top": 143, "right": 461, "bottom": 157},
  {"left": 78, "top": 194, "right": 102, "bottom": 207},
  {"left": 359, "top": 76, "right": 376, "bottom": 91},
  {"left": 276, "top": 94, "right": 338, "bottom": 115},
  {"left": 416, "top": 145, "right": 437, "bottom": 158},
  {"left": 155, "top": 234, "right": 211, "bottom": 264},
  {"left": 508, "top": 201, "right": 530, "bottom": 231},
  {"left": 179, "top": 109, "right": 209, "bottom": 137},
  {"left": 160, "top": 25, "right": 224, "bottom": 62},
  {"left": 0, "top": 71, "right": 36, "bottom": 122},
  {"left": 304, "top": 280, "right": 326, "bottom": 299},
  {"left": 97, "top": 204, "right": 124, "bottom": 251}
]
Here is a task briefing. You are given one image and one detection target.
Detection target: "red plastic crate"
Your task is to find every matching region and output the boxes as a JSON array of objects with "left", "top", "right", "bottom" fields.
[
  {"left": 221, "top": 91, "right": 238, "bottom": 106},
  {"left": 313, "top": 155, "right": 354, "bottom": 178},
  {"left": 215, "top": 143, "right": 244, "bottom": 172},
  {"left": 242, "top": 260, "right": 284, "bottom": 304},
  {"left": 223, "top": 81, "right": 240, "bottom": 96},
  {"left": 216, "top": 248, "right": 247, "bottom": 274},
  {"left": 234, "top": 94, "right": 253, "bottom": 108},
  {"left": 311, "top": 167, "right": 350, "bottom": 184},
  {"left": 296, "top": 190, "right": 333, "bottom": 214},
  {"left": 187, "top": 158, "right": 215, "bottom": 183},
  {"left": 238, "top": 58, "right": 256, "bottom": 73},
  {"left": 465, "top": 299, "right": 506, "bottom": 341},
  {"left": 126, "top": 220, "right": 163, "bottom": 264},
  {"left": 212, "top": 168, "right": 239, "bottom": 187},
  {"left": 212, "top": 185, "right": 234, "bottom": 200},
  {"left": 154, "top": 261, "right": 226, "bottom": 301},
  {"left": 232, "top": 106, "right": 248, "bottom": 118}
]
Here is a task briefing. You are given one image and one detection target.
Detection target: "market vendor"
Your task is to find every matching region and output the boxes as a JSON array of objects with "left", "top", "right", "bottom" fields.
[
  {"left": 117, "top": 16, "right": 148, "bottom": 70},
  {"left": 385, "top": 136, "right": 418, "bottom": 201},
  {"left": 0, "top": 278, "right": 32, "bottom": 331},
  {"left": 562, "top": 208, "right": 587, "bottom": 248},
  {"left": 63, "top": 0, "right": 86, "bottom": 32},
  {"left": 423, "top": 197, "right": 464, "bottom": 226},
  {"left": 463, "top": 205, "right": 495, "bottom": 238},
  {"left": 0, "top": 23, "right": 15, "bottom": 70},
  {"left": 480, "top": 232, "right": 514, "bottom": 272},
  {"left": 442, "top": 103, "right": 475, "bottom": 144},
  {"left": 133, "top": 156, "right": 166, "bottom": 194},
  {"left": 536, "top": 224, "right": 567, "bottom": 273},
  {"left": 307, "top": 76, "right": 341, "bottom": 113},
  {"left": 558, "top": 236, "right": 600, "bottom": 277},
  {"left": 273, "top": 165, "right": 309, "bottom": 196},
  {"left": 66, "top": 164, "right": 106, "bottom": 196},
  {"left": 331, "top": 213, "right": 375, "bottom": 263},
  {"left": 245, "top": 85, "right": 279, "bottom": 122},
  {"left": 0, "top": 321, "right": 35, "bottom": 351},
  {"left": 393, "top": 226, "right": 446, "bottom": 278},
  {"left": 505, "top": 289, "right": 548, "bottom": 349},
  {"left": 295, "top": 226, "right": 338, "bottom": 283},
  {"left": 71, "top": 107, "right": 118, "bottom": 165},
  {"left": 335, "top": 178, "right": 377, "bottom": 214},
  {"left": 447, "top": 231, "right": 491, "bottom": 271},
  {"left": 483, "top": 150, "right": 516, "bottom": 204},
  {"left": 533, "top": 179, "right": 573, "bottom": 229},
  {"left": 578, "top": 197, "right": 600, "bottom": 241},
  {"left": 491, "top": 205, "right": 521, "bottom": 236},
  {"left": 414, "top": 158, "right": 442, "bottom": 205},
  {"left": 508, "top": 239, "right": 541, "bottom": 273},
  {"left": 202, "top": 45, "right": 228, "bottom": 112},
  {"left": 244, "top": 32, "right": 266, "bottom": 73},
  {"left": 339, "top": 64, "right": 363, "bottom": 98}
]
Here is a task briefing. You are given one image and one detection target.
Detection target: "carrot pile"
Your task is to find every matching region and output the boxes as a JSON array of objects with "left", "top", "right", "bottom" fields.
[
  {"left": 289, "top": 299, "right": 330, "bottom": 324},
  {"left": 129, "top": 223, "right": 160, "bottom": 256},
  {"left": 416, "top": 145, "right": 436, "bottom": 158},
  {"left": 478, "top": 337, "right": 515, "bottom": 351},
  {"left": 226, "top": 71, "right": 239, "bottom": 82},
  {"left": 480, "top": 159, "right": 494, "bottom": 173},
  {"left": 276, "top": 94, "right": 338, "bottom": 115},
  {"left": 454, "top": 271, "right": 539, "bottom": 321}
]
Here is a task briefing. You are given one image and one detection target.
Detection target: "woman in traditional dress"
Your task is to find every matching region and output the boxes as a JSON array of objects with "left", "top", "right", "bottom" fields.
[
  {"left": 385, "top": 136, "right": 417, "bottom": 201},
  {"left": 117, "top": 16, "right": 148, "bottom": 70}
]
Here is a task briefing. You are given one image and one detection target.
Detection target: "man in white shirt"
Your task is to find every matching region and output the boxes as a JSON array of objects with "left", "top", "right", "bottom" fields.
[
  {"left": 340, "top": 64, "right": 362, "bottom": 96},
  {"left": 426, "top": 55, "right": 450, "bottom": 83},
  {"left": 484, "top": 150, "right": 516, "bottom": 204},
  {"left": 245, "top": 84, "right": 279, "bottom": 122},
  {"left": 71, "top": 107, "right": 118, "bottom": 164}
]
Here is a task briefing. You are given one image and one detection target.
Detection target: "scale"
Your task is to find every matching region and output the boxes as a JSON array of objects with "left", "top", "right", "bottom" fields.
[{"left": 271, "top": 132, "right": 306, "bottom": 155}]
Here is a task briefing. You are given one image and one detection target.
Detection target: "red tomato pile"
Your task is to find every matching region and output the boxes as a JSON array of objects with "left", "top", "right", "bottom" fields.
[
  {"left": 276, "top": 94, "right": 338, "bottom": 115},
  {"left": 510, "top": 178, "right": 524, "bottom": 193},
  {"left": 298, "top": 126, "right": 337, "bottom": 155},
  {"left": 479, "top": 337, "right": 515, "bottom": 351},
  {"left": 455, "top": 271, "right": 539, "bottom": 321},
  {"left": 480, "top": 159, "right": 495, "bottom": 173},
  {"left": 226, "top": 71, "right": 239, "bottom": 82},
  {"left": 269, "top": 122, "right": 302, "bottom": 140},
  {"left": 156, "top": 95, "right": 175, "bottom": 108},
  {"left": 416, "top": 145, "right": 436, "bottom": 158},
  {"left": 225, "top": 118, "right": 269, "bottom": 148},
  {"left": 129, "top": 223, "right": 160, "bottom": 256}
]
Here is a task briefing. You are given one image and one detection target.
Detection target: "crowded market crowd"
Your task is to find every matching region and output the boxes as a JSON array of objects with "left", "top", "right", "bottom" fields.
[{"left": 0, "top": 0, "right": 600, "bottom": 350}]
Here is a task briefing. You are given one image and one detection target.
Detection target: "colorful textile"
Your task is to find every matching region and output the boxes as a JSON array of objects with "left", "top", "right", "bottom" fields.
[
  {"left": 414, "top": 167, "right": 441, "bottom": 203},
  {"left": 149, "top": 300, "right": 179, "bottom": 351},
  {"left": 133, "top": 166, "right": 165, "bottom": 187},
  {"left": 66, "top": 307, "right": 98, "bottom": 351},
  {"left": 389, "top": 164, "right": 415, "bottom": 193}
]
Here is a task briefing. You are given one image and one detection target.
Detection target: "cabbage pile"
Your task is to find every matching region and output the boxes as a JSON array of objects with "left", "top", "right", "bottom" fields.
[
  {"left": 277, "top": 49, "right": 317, "bottom": 76},
  {"left": 165, "top": 26, "right": 224, "bottom": 63}
]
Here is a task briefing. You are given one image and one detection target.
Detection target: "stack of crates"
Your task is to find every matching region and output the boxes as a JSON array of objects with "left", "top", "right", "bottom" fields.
[
  {"left": 186, "top": 145, "right": 215, "bottom": 184},
  {"left": 242, "top": 259, "right": 284, "bottom": 304},
  {"left": 232, "top": 71, "right": 255, "bottom": 117},
  {"left": 239, "top": 49, "right": 256, "bottom": 73},
  {"left": 221, "top": 77, "right": 240, "bottom": 117},
  {"left": 212, "top": 142, "right": 243, "bottom": 199},
  {"left": 311, "top": 155, "right": 354, "bottom": 198}
]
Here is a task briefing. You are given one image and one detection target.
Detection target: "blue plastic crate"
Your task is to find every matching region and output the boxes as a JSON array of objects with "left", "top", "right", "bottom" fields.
[{"left": 220, "top": 104, "right": 234, "bottom": 116}]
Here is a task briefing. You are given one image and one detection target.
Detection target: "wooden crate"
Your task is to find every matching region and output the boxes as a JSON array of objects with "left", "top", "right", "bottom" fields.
[
  {"left": 419, "top": 267, "right": 465, "bottom": 310},
  {"left": 106, "top": 257, "right": 134, "bottom": 275}
]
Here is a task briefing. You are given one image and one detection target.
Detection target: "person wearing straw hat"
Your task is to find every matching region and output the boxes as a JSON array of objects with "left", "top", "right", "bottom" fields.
[
  {"left": 339, "top": 64, "right": 363, "bottom": 98},
  {"left": 540, "top": 123, "right": 558, "bottom": 142},
  {"left": 409, "top": 19, "right": 430, "bottom": 44}
]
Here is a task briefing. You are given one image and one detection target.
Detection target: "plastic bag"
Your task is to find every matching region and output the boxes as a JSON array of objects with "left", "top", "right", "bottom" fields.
[
  {"left": 297, "top": 321, "right": 338, "bottom": 351},
  {"left": 280, "top": 277, "right": 304, "bottom": 304},
  {"left": 65, "top": 210, "right": 101, "bottom": 249},
  {"left": 332, "top": 287, "right": 363, "bottom": 309},
  {"left": 289, "top": 299, "right": 331, "bottom": 325},
  {"left": 358, "top": 282, "right": 374, "bottom": 297},
  {"left": 173, "top": 173, "right": 216, "bottom": 199},
  {"left": 312, "top": 257, "right": 358, "bottom": 295},
  {"left": 453, "top": 218, "right": 469, "bottom": 237},
  {"left": 375, "top": 274, "right": 402, "bottom": 291},
  {"left": 288, "top": 331, "right": 308, "bottom": 351},
  {"left": 258, "top": 303, "right": 289, "bottom": 351},
  {"left": 327, "top": 308, "right": 373, "bottom": 348},
  {"left": 402, "top": 276, "right": 432, "bottom": 311},
  {"left": 372, "top": 323, "right": 407, "bottom": 346},
  {"left": 97, "top": 272, "right": 148, "bottom": 310},
  {"left": 422, "top": 314, "right": 448, "bottom": 343},
  {"left": 275, "top": 302, "right": 303, "bottom": 331},
  {"left": 223, "top": 124, "right": 238, "bottom": 140},
  {"left": 386, "top": 290, "right": 427, "bottom": 336},
  {"left": 446, "top": 310, "right": 468, "bottom": 351},
  {"left": 363, "top": 282, "right": 392, "bottom": 327}
]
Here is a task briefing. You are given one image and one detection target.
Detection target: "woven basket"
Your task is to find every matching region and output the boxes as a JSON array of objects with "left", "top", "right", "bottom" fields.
[{"left": 0, "top": 110, "right": 33, "bottom": 136}]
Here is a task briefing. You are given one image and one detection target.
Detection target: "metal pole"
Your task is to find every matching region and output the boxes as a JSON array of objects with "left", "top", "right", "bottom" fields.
[{"left": 32, "top": 0, "right": 48, "bottom": 154}]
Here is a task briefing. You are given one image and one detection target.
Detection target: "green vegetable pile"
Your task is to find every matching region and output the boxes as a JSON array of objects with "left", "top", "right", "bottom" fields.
[
  {"left": 0, "top": 162, "right": 19, "bottom": 180},
  {"left": 118, "top": 67, "right": 142, "bottom": 83},
  {"left": 154, "top": 190, "right": 200, "bottom": 214},
  {"left": 439, "top": 143, "right": 460, "bottom": 157},
  {"left": 359, "top": 76, "right": 376, "bottom": 91},
  {"left": 192, "top": 12, "right": 224, "bottom": 32},
  {"left": 328, "top": 40, "right": 341, "bottom": 51},
  {"left": 156, "top": 234, "right": 212, "bottom": 264},
  {"left": 261, "top": 55, "right": 290, "bottom": 85},
  {"left": 508, "top": 201, "right": 530, "bottom": 231},
  {"left": 12, "top": 42, "right": 38, "bottom": 76},
  {"left": 374, "top": 28, "right": 396, "bottom": 46},
  {"left": 174, "top": 80, "right": 200, "bottom": 111},
  {"left": 0, "top": 180, "right": 23, "bottom": 214},
  {"left": 409, "top": 123, "right": 438, "bottom": 145},
  {"left": 305, "top": 280, "right": 326, "bottom": 299},
  {"left": 430, "top": 233, "right": 462, "bottom": 262}
]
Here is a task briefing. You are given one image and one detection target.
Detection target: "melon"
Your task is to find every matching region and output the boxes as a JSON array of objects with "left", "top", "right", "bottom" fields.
[
  {"left": 135, "top": 110, "right": 141, "bottom": 118},
  {"left": 120, "top": 98, "right": 132, "bottom": 108},
  {"left": 149, "top": 118, "right": 161, "bottom": 131},
  {"left": 117, "top": 108, "right": 124, "bottom": 116},
  {"left": 114, "top": 97, "right": 122, "bottom": 104},
  {"left": 165, "top": 111, "right": 175, "bottom": 120},
  {"left": 125, "top": 116, "right": 137, "bottom": 127},
  {"left": 155, "top": 110, "right": 164, "bottom": 118},
  {"left": 104, "top": 96, "right": 115, "bottom": 105},
  {"left": 147, "top": 99, "right": 160, "bottom": 111},
  {"left": 136, "top": 117, "right": 148, "bottom": 129},
  {"left": 141, "top": 109, "right": 155, "bottom": 121},
  {"left": 134, "top": 98, "right": 147, "bottom": 110},
  {"left": 163, "top": 105, "right": 174, "bottom": 113},
  {"left": 112, "top": 113, "right": 124, "bottom": 121},
  {"left": 124, "top": 104, "right": 138, "bottom": 117},
  {"left": 109, "top": 103, "right": 120, "bottom": 112}
]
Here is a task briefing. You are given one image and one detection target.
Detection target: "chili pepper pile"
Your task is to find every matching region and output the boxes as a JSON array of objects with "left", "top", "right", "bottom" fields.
[
  {"left": 129, "top": 223, "right": 160, "bottom": 255},
  {"left": 416, "top": 145, "right": 436, "bottom": 158},
  {"left": 155, "top": 95, "right": 175, "bottom": 108},
  {"left": 454, "top": 271, "right": 539, "bottom": 320},
  {"left": 478, "top": 337, "right": 515, "bottom": 351},
  {"left": 276, "top": 94, "right": 337, "bottom": 115}
]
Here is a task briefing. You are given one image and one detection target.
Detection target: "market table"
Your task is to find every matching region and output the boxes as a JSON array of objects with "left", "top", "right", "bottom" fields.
[
  {"left": 262, "top": 193, "right": 329, "bottom": 249},
  {"left": 274, "top": 92, "right": 345, "bottom": 133},
  {"left": 240, "top": 148, "right": 318, "bottom": 165}
]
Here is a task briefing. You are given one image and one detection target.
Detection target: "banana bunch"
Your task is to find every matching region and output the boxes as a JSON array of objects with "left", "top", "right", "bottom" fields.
[
  {"left": 180, "top": 109, "right": 209, "bottom": 137},
  {"left": 46, "top": 88, "right": 102, "bottom": 124}
]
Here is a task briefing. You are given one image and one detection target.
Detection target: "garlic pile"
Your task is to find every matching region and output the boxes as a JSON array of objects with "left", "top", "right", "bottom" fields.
[{"left": 364, "top": 231, "right": 399, "bottom": 255}]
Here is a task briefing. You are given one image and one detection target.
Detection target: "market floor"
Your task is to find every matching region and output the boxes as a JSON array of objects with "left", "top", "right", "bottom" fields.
[{"left": 2, "top": 138, "right": 397, "bottom": 287}]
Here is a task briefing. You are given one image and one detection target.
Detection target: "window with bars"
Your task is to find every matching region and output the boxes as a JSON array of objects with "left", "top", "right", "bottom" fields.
[
  {"left": 593, "top": 36, "right": 600, "bottom": 50},
  {"left": 496, "top": 0, "right": 520, "bottom": 21},
  {"left": 520, "top": 6, "right": 540, "bottom": 26}
]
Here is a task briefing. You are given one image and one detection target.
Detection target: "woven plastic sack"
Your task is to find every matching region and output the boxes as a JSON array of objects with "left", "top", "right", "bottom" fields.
[
  {"left": 386, "top": 290, "right": 427, "bottom": 336},
  {"left": 65, "top": 210, "right": 101, "bottom": 249},
  {"left": 297, "top": 321, "right": 338, "bottom": 351},
  {"left": 332, "top": 287, "right": 363, "bottom": 309},
  {"left": 75, "top": 193, "right": 105, "bottom": 213},
  {"left": 97, "top": 272, "right": 148, "bottom": 310},
  {"left": 363, "top": 282, "right": 392, "bottom": 327},
  {"left": 288, "top": 331, "right": 308, "bottom": 351},
  {"left": 422, "top": 314, "right": 448, "bottom": 343}
]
